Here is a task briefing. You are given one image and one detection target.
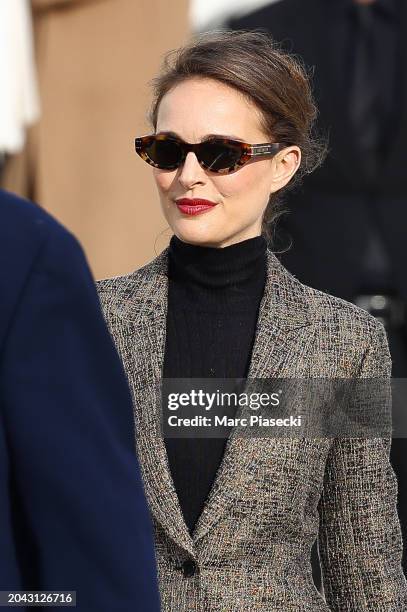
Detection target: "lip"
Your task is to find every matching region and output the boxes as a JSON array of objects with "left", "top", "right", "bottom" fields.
[{"left": 175, "top": 198, "right": 218, "bottom": 216}]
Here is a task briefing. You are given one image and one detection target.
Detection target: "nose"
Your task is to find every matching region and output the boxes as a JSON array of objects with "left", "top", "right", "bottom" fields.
[{"left": 178, "top": 151, "right": 206, "bottom": 189}]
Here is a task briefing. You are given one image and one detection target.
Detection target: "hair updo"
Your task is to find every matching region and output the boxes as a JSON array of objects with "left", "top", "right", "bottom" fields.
[{"left": 147, "top": 29, "right": 327, "bottom": 242}]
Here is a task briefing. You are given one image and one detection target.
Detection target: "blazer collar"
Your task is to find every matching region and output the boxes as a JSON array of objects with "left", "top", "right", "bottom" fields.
[
  {"left": 108, "top": 246, "right": 315, "bottom": 557},
  {"left": 113, "top": 246, "right": 313, "bottom": 330}
]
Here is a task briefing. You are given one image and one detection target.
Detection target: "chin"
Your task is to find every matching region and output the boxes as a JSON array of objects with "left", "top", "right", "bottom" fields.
[{"left": 171, "top": 222, "right": 225, "bottom": 247}]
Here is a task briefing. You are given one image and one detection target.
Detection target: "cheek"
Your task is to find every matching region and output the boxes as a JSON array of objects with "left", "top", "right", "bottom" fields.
[
  {"left": 218, "top": 162, "right": 271, "bottom": 197},
  {"left": 153, "top": 169, "right": 175, "bottom": 193}
]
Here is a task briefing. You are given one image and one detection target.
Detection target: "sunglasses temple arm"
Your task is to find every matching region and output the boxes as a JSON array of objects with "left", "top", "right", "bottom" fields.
[{"left": 249, "top": 143, "right": 282, "bottom": 156}]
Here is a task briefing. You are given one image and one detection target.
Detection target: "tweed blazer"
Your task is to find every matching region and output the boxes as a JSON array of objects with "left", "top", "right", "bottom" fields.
[{"left": 97, "top": 246, "right": 407, "bottom": 612}]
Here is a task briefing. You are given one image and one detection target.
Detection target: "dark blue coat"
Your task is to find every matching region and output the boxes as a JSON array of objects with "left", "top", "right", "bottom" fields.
[{"left": 0, "top": 190, "right": 160, "bottom": 611}]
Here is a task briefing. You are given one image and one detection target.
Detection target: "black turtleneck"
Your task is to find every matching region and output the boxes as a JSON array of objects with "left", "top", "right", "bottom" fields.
[{"left": 163, "top": 233, "right": 267, "bottom": 534}]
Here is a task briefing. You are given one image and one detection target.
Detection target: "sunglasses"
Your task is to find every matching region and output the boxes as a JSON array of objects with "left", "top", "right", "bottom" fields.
[{"left": 134, "top": 133, "right": 284, "bottom": 174}]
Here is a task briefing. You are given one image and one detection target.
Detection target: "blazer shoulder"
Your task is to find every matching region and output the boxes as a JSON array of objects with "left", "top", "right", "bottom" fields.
[
  {"left": 0, "top": 189, "right": 69, "bottom": 241},
  {"left": 96, "top": 271, "right": 135, "bottom": 313},
  {"left": 96, "top": 250, "right": 167, "bottom": 319},
  {"left": 303, "top": 280, "right": 387, "bottom": 348},
  {"left": 0, "top": 190, "right": 89, "bottom": 346},
  {"left": 0, "top": 189, "right": 85, "bottom": 273},
  {"left": 286, "top": 275, "right": 391, "bottom": 376}
]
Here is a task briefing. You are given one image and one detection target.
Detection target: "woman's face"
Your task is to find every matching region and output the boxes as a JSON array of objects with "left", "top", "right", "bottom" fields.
[{"left": 153, "top": 77, "right": 300, "bottom": 247}]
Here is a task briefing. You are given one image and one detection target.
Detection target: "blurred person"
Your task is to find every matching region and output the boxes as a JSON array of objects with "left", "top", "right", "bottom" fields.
[
  {"left": 96, "top": 30, "right": 407, "bottom": 610},
  {"left": 1, "top": 0, "right": 189, "bottom": 278},
  {"left": 227, "top": 0, "right": 407, "bottom": 578},
  {"left": 0, "top": 189, "right": 160, "bottom": 612},
  {"left": 0, "top": 1, "right": 40, "bottom": 158}
]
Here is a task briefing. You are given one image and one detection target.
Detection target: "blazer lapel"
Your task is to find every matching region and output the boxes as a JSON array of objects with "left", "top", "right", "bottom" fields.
[
  {"left": 109, "top": 250, "right": 195, "bottom": 556},
  {"left": 112, "top": 246, "right": 315, "bottom": 554},
  {"left": 192, "top": 251, "right": 316, "bottom": 543}
]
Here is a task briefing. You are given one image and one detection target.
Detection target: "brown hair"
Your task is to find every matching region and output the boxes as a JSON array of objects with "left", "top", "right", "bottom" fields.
[{"left": 148, "top": 29, "right": 327, "bottom": 243}]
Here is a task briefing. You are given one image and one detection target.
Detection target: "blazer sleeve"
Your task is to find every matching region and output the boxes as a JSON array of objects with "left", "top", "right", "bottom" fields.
[
  {"left": 317, "top": 320, "right": 407, "bottom": 611},
  {"left": 0, "top": 224, "right": 160, "bottom": 612}
]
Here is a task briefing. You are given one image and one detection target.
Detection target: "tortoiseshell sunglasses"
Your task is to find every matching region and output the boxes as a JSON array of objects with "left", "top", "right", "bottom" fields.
[{"left": 134, "top": 133, "right": 284, "bottom": 174}]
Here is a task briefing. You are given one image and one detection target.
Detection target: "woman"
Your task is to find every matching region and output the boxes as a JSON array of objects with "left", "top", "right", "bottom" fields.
[{"left": 97, "top": 30, "right": 407, "bottom": 611}]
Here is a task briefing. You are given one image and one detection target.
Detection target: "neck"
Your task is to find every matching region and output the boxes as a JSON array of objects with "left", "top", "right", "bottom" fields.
[{"left": 167, "top": 234, "right": 268, "bottom": 310}]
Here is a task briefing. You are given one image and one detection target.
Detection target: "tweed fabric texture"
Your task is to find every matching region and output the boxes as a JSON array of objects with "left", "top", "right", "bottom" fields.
[{"left": 97, "top": 246, "right": 407, "bottom": 611}]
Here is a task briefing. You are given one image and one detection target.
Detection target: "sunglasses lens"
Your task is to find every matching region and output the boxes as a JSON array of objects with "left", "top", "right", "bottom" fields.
[
  {"left": 138, "top": 136, "right": 244, "bottom": 172},
  {"left": 199, "top": 141, "right": 242, "bottom": 171},
  {"left": 144, "top": 137, "right": 183, "bottom": 168}
]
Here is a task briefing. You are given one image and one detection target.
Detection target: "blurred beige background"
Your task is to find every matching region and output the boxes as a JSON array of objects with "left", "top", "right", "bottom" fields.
[{"left": 2, "top": 0, "right": 190, "bottom": 279}]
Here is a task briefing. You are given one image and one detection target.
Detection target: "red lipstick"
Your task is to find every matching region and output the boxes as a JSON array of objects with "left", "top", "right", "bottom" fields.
[{"left": 175, "top": 198, "right": 218, "bottom": 216}]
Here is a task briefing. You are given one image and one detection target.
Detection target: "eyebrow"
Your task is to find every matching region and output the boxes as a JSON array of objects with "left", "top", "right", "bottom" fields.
[{"left": 156, "top": 130, "right": 245, "bottom": 143}]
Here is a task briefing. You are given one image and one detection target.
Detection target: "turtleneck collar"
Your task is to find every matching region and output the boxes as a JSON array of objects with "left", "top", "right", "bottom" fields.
[{"left": 167, "top": 234, "right": 267, "bottom": 311}]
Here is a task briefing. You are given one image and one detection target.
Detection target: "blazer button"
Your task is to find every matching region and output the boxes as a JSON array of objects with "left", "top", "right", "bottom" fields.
[{"left": 182, "top": 559, "right": 197, "bottom": 577}]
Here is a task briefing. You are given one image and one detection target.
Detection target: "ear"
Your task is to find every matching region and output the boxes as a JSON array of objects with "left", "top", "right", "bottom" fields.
[{"left": 269, "top": 146, "right": 302, "bottom": 193}]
